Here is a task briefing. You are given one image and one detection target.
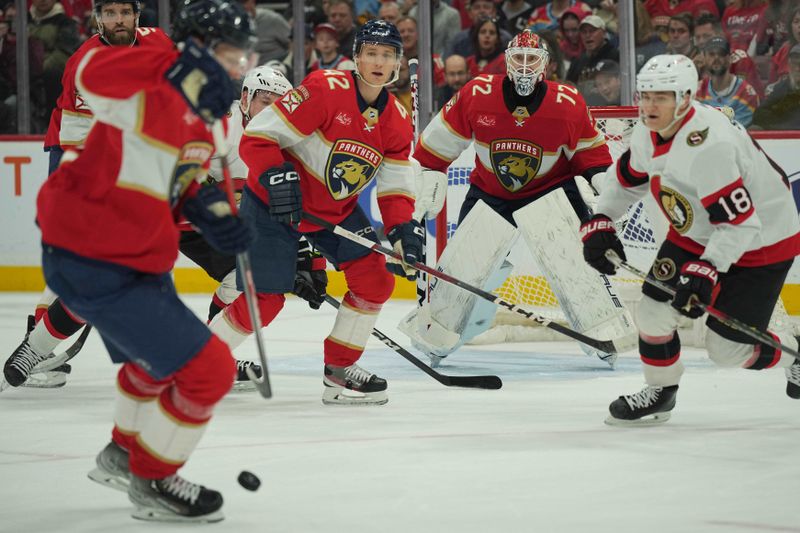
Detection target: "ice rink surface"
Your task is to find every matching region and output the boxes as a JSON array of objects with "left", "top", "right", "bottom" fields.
[{"left": 0, "top": 292, "right": 798, "bottom": 533}]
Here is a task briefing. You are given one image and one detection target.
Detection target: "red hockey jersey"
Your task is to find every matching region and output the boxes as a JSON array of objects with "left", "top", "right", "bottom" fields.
[
  {"left": 44, "top": 27, "right": 174, "bottom": 150},
  {"left": 240, "top": 69, "right": 415, "bottom": 233},
  {"left": 38, "top": 46, "right": 217, "bottom": 274},
  {"left": 414, "top": 75, "right": 611, "bottom": 200}
]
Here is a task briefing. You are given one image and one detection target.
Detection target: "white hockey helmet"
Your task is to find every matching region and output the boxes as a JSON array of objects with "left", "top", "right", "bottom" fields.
[
  {"left": 636, "top": 54, "right": 698, "bottom": 117},
  {"left": 241, "top": 65, "right": 293, "bottom": 119},
  {"left": 505, "top": 30, "right": 549, "bottom": 96}
]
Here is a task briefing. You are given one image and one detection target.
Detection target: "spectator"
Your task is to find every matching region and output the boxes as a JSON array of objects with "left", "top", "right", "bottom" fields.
[
  {"left": 644, "top": 0, "right": 719, "bottom": 33},
  {"left": 436, "top": 53, "right": 469, "bottom": 107},
  {"left": 389, "top": 56, "right": 413, "bottom": 114},
  {"left": 282, "top": 23, "right": 318, "bottom": 85},
  {"left": 447, "top": 0, "right": 512, "bottom": 59},
  {"left": 565, "top": 15, "right": 619, "bottom": 90},
  {"left": 396, "top": 15, "right": 417, "bottom": 58},
  {"left": 695, "top": 36, "right": 760, "bottom": 126},
  {"left": 595, "top": 0, "right": 619, "bottom": 37},
  {"left": 328, "top": 0, "right": 358, "bottom": 57},
  {"left": 665, "top": 13, "right": 698, "bottom": 59},
  {"left": 693, "top": 12, "right": 719, "bottom": 75},
  {"left": 634, "top": 0, "right": 666, "bottom": 70},
  {"left": 537, "top": 30, "right": 565, "bottom": 81},
  {"left": 721, "top": 0, "right": 767, "bottom": 55},
  {"left": 239, "top": 0, "right": 290, "bottom": 64},
  {"left": 756, "top": 0, "right": 792, "bottom": 56},
  {"left": 310, "top": 22, "right": 355, "bottom": 71},
  {"left": 751, "top": 44, "right": 800, "bottom": 130},
  {"left": 768, "top": 7, "right": 800, "bottom": 84},
  {"left": 28, "top": 0, "right": 80, "bottom": 115},
  {"left": 409, "top": 0, "right": 461, "bottom": 57},
  {"left": 527, "top": 0, "right": 590, "bottom": 34},
  {"left": 465, "top": 17, "right": 506, "bottom": 76},
  {"left": 500, "top": 0, "right": 534, "bottom": 34},
  {"left": 559, "top": 7, "right": 586, "bottom": 67},
  {"left": 378, "top": 1, "right": 401, "bottom": 24},
  {"left": 587, "top": 59, "right": 621, "bottom": 105}
]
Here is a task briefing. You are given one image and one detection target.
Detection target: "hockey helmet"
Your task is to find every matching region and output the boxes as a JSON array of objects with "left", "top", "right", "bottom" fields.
[
  {"left": 93, "top": 0, "right": 140, "bottom": 14},
  {"left": 505, "top": 30, "right": 549, "bottom": 96},
  {"left": 172, "top": 0, "right": 256, "bottom": 51},
  {"left": 636, "top": 54, "right": 698, "bottom": 104},
  {"left": 352, "top": 19, "right": 403, "bottom": 88},
  {"left": 241, "top": 65, "right": 293, "bottom": 119}
]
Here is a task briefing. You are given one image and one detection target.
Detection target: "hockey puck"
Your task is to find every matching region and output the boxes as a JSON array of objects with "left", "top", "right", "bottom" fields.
[{"left": 238, "top": 470, "right": 261, "bottom": 491}]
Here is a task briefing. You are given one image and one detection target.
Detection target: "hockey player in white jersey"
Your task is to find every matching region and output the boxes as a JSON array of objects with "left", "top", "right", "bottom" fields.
[{"left": 581, "top": 54, "right": 800, "bottom": 426}]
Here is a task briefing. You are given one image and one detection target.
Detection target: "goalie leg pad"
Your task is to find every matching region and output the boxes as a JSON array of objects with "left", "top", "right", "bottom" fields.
[
  {"left": 400, "top": 201, "right": 518, "bottom": 358},
  {"left": 513, "top": 188, "right": 638, "bottom": 360}
]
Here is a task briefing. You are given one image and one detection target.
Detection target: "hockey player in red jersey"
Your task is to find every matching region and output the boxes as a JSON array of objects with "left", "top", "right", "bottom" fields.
[
  {"left": 209, "top": 19, "right": 422, "bottom": 406},
  {"left": 7, "top": 0, "right": 173, "bottom": 389},
  {"left": 402, "top": 30, "right": 628, "bottom": 367},
  {"left": 581, "top": 54, "right": 800, "bottom": 426},
  {"left": 21, "top": 0, "right": 255, "bottom": 522}
]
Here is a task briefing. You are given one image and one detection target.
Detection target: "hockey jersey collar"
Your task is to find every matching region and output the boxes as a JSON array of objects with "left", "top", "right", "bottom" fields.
[
  {"left": 353, "top": 71, "right": 390, "bottom": 115},
  {"left": 649, "top": 106, "right": 697, "bottom": 158},
  {"left": 501, "top": 76, "right": 547, "bottom": 116}
]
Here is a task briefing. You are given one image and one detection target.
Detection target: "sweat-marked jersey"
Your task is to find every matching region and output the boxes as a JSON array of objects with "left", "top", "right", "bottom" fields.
[
  {"left": 240, "top": 69, "right": 415, "bottom": 232},
  {"left": 414, "top": 75, "right": 612, "bottom": 200},
  {"left": 44, "top": 27, "right": 174, "bottom": 151},
  {"left": 597, "top": 102, "right": 800, "bottom": 272},
  {"left": 37, "top": 46, "right": 217, "bottom": 274}
]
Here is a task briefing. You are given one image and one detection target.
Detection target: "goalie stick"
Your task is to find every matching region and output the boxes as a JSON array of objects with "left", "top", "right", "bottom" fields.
[
  {"left": 606, "top": 251, "right": 800, "bottom": 359},
  {"left": 324, "top": 295, "right": 502, "bottom": 390},
  {"left": 303, "top": 212, "right": 625, "bottom": 354},
  {"left": 211, "top": 121, "right": 273, "bottom": 399}
]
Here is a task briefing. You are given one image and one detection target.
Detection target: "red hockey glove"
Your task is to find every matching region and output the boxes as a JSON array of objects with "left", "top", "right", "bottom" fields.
[
  {"left": 580, "top": 214, "right": 626, "bottom": 275},
  {"left": 294, "top": 242, "right": 328, "bottom": 310},
  {"left": 672, "top": 260, "right": 718, "bottom": 319}
]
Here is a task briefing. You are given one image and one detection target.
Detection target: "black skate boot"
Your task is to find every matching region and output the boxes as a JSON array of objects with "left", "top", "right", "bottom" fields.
[
  {"left": 786, "top": 360, "right": 800, "bottom": 399},
  {"left": 231, "top": 360, "right": 262, "bottom": 391},
  {"left": 606, "top": 384, "right": 679, "bottom": 426},
  {"left": 3, "top": 339, "right": 52, "bottom": 388},
  {"left": 128, "top": 473, "right": 224, "bottom": 523},
  {"left": 322, "top": 363, "right": 388, "bottom": 406},
  {"left": 88, "top": 441, "right": 130, "bottom": 492}
]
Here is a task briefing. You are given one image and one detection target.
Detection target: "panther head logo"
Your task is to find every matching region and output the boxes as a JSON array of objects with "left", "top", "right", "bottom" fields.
[
  {"left": 330, "top": 159, "right": 371, "bottom": 199},
  {"left": 497, "top": 155, "right": 537, "bottom": 192}
]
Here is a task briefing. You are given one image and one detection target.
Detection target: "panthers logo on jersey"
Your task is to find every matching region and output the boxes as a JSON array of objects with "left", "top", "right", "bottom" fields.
[
  {"left": 325, "top": 140, "right": 383, "bottom": 200},
  {"left": 489, "top": 139, "right": 542, "bottom": 192},
  {"left": 169, "top": 141, "right": 213, "bottom": 207},
  {"left": 656, "top": 182, "right": 694, "bottom": 234}
]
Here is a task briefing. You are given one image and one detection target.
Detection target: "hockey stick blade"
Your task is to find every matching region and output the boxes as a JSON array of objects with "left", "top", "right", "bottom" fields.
[
  {"left": 31, "top": 324, "right": 93, "bottom": 373},
  {"left": 606, "top": 251, "right": 800, "bottom": 359},
  {"left": 305, "top": 212, "right": 624, "bottom": 354},
  {"left": 324, "top": 295, "right": 502, "bottom": 390}
]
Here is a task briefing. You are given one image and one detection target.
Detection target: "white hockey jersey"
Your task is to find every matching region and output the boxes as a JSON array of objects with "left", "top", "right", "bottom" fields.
[
  {"left": 597, "top": 102, "right": 800, "bottom": 272},
  {"left": 208, "top": 103, "right": 249, "bottom": 182}
]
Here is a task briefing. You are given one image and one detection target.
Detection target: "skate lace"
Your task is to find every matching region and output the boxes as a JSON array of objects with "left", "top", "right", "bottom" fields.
[
  {"left": 8, "top": 342, "right": 50, "bottom": 377},
  {"left": 624, "top": 386, "right": 661, "bottom": 410},
  {"left": 237, "top": 360, "right": 254, "bottom": 371},
  {"left": 344, "top": 364, "right": 373, "bottom": 386},
  {"left": 787, "top": 362, "right": 800, "bottom": 385},
  {"left": 162, "top": 475, "right": 201, "bottom": 505}
]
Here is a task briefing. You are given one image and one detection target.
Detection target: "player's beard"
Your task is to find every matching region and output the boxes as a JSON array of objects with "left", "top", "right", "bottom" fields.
[{"left": 105, "top": 25, "right": 136, "bottom": 46}]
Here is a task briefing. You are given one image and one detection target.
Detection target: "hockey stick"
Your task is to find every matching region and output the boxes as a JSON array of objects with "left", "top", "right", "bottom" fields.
[
  {"left": 408, "top": 57, "right": 430, "bottom": 309},
  {"left": 303, "top": 212, "right": 623, "bottom": 353},
  {"left": 606, "top": 251, "right": 800, "bottom": 359},
  {"left": 31, "top": 324, "right": 93, "bottom": 373},
  {"left": 211, "top": 121, "right": 272, "bottom": 399},
  {"left": 324, "top": 294, "right": 502, "bottom": 390}
]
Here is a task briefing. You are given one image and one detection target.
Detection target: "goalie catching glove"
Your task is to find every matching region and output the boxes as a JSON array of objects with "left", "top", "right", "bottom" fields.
[
  {"left": 259, "top": 162, "right": 302, "bottom": 229},
  {"left": 294, "top": 240, "right": 328, "bottom": 309},
  {"left": 580, "top": 214, "right": 626, "bottom": 275},
  {"left": 385, "top": 220, "right": 424, "bottom": 280},
  {"left": 182, "top": 185, "right": 253, "bottom": 255},
  {"left": 672, "top": 260, "right": 717, "bottom": 319}
]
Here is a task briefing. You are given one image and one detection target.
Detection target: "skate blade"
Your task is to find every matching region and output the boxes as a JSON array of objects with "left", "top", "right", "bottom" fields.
[
  {"left": 604, "top": 412, "right": 671, "bottom": 427},
  {"left": 322, "top": 387, "right": 388, "bottom": 406},
  {"left": 87, "top": 468, "right": 130, "bottom": 493},
  {"left": 20, "top": 372, "right": 67, "bottom": 389},
  {"left": 132, "top": 507, "right": 224, "bottom": 523},
  {"left": 230, "top": 380, "right": 257, "bottom": 392},
  {"left": 0, "top": 378, "right": 10, "bottom": 393}
]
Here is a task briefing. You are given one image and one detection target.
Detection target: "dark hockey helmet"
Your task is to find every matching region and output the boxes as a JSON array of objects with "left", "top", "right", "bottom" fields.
[
  {"left": 353, "top": 19, "right": 403, "bottom": 58},
  {"left": 93, "top": 0, "right": 141, "bottom": 14},
  {"left": 172, "top": 0, "right": 256, "bottom": 50}
]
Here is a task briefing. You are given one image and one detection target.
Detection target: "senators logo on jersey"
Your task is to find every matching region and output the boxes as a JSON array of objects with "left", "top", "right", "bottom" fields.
[
  {"left": 169, "top": 141, "right": 213, "bottom": 206},
  {"left": 325, "top": 140, "right": 383, "bottom": 200},
  {"left": 656, "top": 183, "right": 694, "bottom": 234},
  {"left": 489, "top": 139, "right": 543, "bottom": 192}
]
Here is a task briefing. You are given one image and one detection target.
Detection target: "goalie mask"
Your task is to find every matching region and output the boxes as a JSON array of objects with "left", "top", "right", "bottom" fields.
[
  {"left": 240, "top": 65, "right": 292, "bottom": 120},
  {"left": 505, "top": 30, "right": 549, "bottom": 97}
]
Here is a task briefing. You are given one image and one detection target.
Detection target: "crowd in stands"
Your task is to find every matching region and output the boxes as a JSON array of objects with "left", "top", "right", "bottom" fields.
[{"left": 0, "top": 0, "right": 798, "bottom": 133}]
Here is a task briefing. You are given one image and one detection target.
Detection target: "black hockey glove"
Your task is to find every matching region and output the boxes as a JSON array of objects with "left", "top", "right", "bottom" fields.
[
  {"left": 672, "top": 260, "right": 718, "bottom": 319},
  {"left": 258, "top": 162, "right": 302, "bottom": 229},
  {"left": 165, "top": 39, "right": 234, "bottom": 124},
  {"left": 580, "top": 214, "right": 626, "bottom": 275},
  {"left": 182, "top": 186, "right": 253, "bottom": 255},
  {"left": 385, "top": 220, "right": 424, "bottom": 281},
  {"left": 294, "top": 242, "right": 328, "bottom": 310}
]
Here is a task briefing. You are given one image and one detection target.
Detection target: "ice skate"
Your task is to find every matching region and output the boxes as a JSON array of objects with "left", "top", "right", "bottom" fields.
[
  {"left": 322, "top": 363, "right": 388, "bottom": 406},
  {"left": 786, "top": 359, "right": 800, "bottom": 399},
  {"left": 605, "top": 385, "right": 678, "bottom": 426},
  {"left": 231, "top": 360, "right": 262, "bottom": 391},
  {"left": 3, "top": 339, "right": 53, "bottom": 388},
  {"left": 88, "top": 441, "right": 130, "bottom": 492},
  {"left": 128, "top": 473, "right": 224, "bottom": 523}
]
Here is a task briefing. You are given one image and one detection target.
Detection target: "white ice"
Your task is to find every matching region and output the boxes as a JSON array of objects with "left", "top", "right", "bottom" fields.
[{"left": 0, "top": 292, "right": 798, "bottom": 533}]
